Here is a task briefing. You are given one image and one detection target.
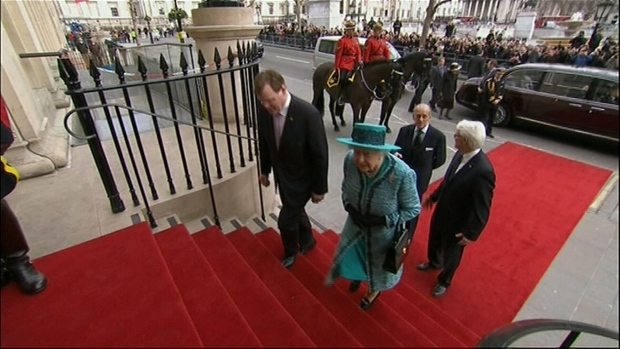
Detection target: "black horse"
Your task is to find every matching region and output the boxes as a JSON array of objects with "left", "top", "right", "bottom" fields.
[
  {"left": 311, "top": 59, "right": 400, "bottom": 131},
  {"left": 378, "top": 51, "right": 433, "bottom": 133}
]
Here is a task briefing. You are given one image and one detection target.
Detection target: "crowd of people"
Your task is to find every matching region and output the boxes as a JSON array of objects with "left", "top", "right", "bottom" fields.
[{"left": 261, "top": 20, "right": 619, "bottom": 71}]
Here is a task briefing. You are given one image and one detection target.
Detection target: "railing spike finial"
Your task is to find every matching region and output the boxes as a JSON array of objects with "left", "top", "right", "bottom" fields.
[
  {"left": 198, "top": 49, "right": 207, "bottom": 72},
  {"left": 58, "top": 57, "right": 81, "bottom": 90},
  {"left": 88, "top": 60, "right": 102, "bottom": 87},
  {"left": 227, "top": 46, "right": 235, "bottom": 68},
  {"left": 159, "top": 53, "right": 169, "bottom": 78},
  {"left": 214, "top": 47, "right": 222, "bottom": 70},
  {"left": 179, "top": 52, "right": 189, "bottom": 75},
  {"left": 137, "top": 55, "right": 148, "bottom": 81},
  {"left": 236, "top": 40, "right": 244, "bottom": 65},
  {"left": 114, "top": 56, "right": 126, "bottom": 84}
]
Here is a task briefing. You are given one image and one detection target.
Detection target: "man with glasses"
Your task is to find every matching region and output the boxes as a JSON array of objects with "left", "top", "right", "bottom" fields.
[{"left": 394, "top": 103, "right": 446, "bottom": 236}]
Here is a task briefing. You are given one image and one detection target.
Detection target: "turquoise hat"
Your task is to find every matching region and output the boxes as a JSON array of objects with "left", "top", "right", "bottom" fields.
[{"left": 337, "top": 123, "right": 401, "bottom": 152}]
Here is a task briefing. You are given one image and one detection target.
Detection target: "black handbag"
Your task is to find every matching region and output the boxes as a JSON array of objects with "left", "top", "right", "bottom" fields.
[{"left": 383, "top": 223, "right": 412, "bottom": 274}]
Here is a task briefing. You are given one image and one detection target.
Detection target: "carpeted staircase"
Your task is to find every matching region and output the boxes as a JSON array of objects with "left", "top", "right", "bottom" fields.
[{"left": 0, "top": 221, "right": 480, "bottom": 348}]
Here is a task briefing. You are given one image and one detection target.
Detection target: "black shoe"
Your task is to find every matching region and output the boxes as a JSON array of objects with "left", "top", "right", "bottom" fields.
[
  {"left": 487, "top": 134, "right": 495, "bottom": 138},
  {"left": 349, "top": 280, "right": 361, "bottom": 293},
  {"left": 444, "top": 115, "right": 453, "bottom": 120},
  {"left": 417, "top": 262, "right": 441, "bottom": 271},
  {"left": 300, "top": 239, "right": 317, "bottom": 255},
  {"left": 432, "top": 284, "right": 448, "bottom": 298},
  {"left": 281, "top": 254, "right": 297, "bottom": 269},
  {"left": 8, "top": 260, "right": 47, "bottom": 295},
  {"left": 360, "top": 291, "right": 381, "bottom": 311}
]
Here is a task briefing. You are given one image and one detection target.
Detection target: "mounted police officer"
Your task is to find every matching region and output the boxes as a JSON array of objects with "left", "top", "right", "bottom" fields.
[
  {"left": 335, "top": 20, "right": 362, "bottom": 106},
  {"left": 363, "top": 24, "right": 392, "bottom": 99}
]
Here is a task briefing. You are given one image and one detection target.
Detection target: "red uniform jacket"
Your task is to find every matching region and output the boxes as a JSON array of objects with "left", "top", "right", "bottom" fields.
[
  {"left": 363, "top": 36, "right": 391, "bottom": 63},
  {"left": 335, "top": 36, "right": 361, "bottom": 71}
]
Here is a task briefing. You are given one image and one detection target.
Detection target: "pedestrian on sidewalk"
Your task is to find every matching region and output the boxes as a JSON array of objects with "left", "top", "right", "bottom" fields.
[
  {"left": 255, "top": 69, "right": 329, "bottom": 269},
  {"left": 326, "top": 123, "right": 420, "bottom": 311}
]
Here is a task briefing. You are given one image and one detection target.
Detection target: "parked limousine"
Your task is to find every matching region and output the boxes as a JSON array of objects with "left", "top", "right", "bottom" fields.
[{"left": 455, "top": 63, "right": 619, "bottom": 142}]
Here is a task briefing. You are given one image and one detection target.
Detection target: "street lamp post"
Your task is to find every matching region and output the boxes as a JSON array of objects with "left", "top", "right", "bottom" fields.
[
  {"left": 591, "top": 0, "right": 614, "bottom": 41},
  {"left": 174, "top": 0, "right": 185, "bottom": 43},
  {"left": 145, "top": 15, "right": 154, "bottom": 44}
]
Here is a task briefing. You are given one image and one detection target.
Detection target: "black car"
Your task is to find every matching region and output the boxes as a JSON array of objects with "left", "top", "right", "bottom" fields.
[
  {"left": 456, "top": 63, "right": 619, "bottom": 142},
  {"left": 255, "top": 38, "right": 264, "bottom": 57}
]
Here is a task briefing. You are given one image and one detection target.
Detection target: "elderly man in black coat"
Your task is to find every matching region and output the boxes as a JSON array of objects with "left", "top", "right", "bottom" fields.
[
  {"left": 394, "top": 103, "right": 446, "bottom": 236},
  {"left": 256, "top": 69, "right": 329, "bottom": 269},
  {"left": 418, "top": 120, "right": 496, "bottom": 298}
]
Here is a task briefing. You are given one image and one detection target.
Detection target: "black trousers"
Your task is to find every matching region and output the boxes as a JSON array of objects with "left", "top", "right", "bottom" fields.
[
  {"left": 407, "top": 78, "right": 430, "bottom": 112},
  {"left": 278, "top": 201, "right": 313, "bottom": 257},
  {"left": 429, "top": 87, "right": 442, "bottom": 109},
  {"left": 480, "top": 104, "right": 497, "bottom": 135},
  {"left": 427, "top": 225, "right": 466, "bottom": 287},
  {"left": 1, "top": 199, "right": 30, "bottom": 259}
]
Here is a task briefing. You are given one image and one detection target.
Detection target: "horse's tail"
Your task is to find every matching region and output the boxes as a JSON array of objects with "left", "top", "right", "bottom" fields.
[{"left": 312, "top": 81, "right": 325, "bottom": 116}]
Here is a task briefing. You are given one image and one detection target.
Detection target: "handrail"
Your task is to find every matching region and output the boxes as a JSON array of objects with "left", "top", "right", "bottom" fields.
[
  {"left": 477, "top": 319, "right": 620, "bottom": 348},
  {"left": 19, "top": 50, "right": 67, "bottom": 59},
  {"left": 63, "top": 103, "right": 256, "bottom": 142}
]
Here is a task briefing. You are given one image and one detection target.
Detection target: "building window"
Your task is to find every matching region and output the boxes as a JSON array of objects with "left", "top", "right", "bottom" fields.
[
  {"left": 111, "top": 7, "right": 119, "bottom": 17},
  {"left": 268, "top": 3, "right": 274, "bottom": 15}
]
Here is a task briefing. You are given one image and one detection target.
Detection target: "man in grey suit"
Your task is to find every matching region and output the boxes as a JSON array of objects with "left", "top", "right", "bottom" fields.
[
  {"left": 418, "top": 120, "right": 495, "bottom": 298},
  {"left": 394, "top": 103, "right": 446, "bottom": 236},
  {"left": 256, "top": 69, "right": 329, "bottom": 269}
]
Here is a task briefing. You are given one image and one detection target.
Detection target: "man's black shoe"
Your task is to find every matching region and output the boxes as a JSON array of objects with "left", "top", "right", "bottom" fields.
[
  {"left": 300, "top": 239, "right": 317, "bottom": 255},
  {"left": 281, "top": 254, "right": 297, "bottom": 269},
  {"left": 432, "top": 284, "right": 448, "bottom": 298},
  {"left": 417, "top": 262, "right": 441, "bottom": 271},
  {"left": 8, "top": 260, "right": 47, "bottom": 295},
  {"left": 487, "top": 134, "right": 495, "bottom": 138}
]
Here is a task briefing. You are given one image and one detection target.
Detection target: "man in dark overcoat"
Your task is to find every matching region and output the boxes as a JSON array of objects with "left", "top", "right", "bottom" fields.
[
  {"left": 255, "top": 69, "right": 329, "bottom": 269},
  {"left": 418, "top": 120, "right": 495, "bottom": 298}
]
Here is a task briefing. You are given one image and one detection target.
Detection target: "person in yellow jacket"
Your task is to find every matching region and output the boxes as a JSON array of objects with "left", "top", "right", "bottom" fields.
[{"left": 1, "top": 96, "right": 47, "bottom": 294}]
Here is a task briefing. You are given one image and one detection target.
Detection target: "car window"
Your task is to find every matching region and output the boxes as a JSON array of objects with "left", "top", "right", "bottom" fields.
[
  {"left": 318, "top": 40, "right": 336, "bottom": 54},
  {"left": 539, "top": 72, "right": 593, "bottom": 99},
  {"left": 504, "top": 69, "right": 543, "bottom": 90},
  {"left": 592, "top": 79, "right": 619, "bottom": 106}
]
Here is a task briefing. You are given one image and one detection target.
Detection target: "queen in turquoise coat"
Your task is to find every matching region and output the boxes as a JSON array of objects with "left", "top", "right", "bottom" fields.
[{"left": 326, "top": 123, "right": 420, "bottom": 310}]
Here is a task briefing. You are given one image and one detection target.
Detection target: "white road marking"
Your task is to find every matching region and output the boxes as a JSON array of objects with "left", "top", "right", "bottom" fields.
[{"left": 276, "top": 56, "right": 311, "bottom": 64}]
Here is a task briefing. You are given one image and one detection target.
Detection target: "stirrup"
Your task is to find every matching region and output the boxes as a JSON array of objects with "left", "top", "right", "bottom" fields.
[{"left": 337, "top": 95, "right": 345, "bottom": 106}]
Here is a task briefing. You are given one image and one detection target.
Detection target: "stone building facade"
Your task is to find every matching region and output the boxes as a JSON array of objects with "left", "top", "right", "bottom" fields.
[{"left": 1, "top": 1, "right": 72, "bottom": 178}]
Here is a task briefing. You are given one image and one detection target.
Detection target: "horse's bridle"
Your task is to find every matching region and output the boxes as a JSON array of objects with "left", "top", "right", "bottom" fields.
[{"left": 359, "top": 62, "right": 403, "bottom": 100}]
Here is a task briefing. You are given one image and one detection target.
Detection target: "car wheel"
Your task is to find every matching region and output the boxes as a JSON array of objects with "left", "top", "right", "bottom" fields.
[{"left": 494, "top": 102, "right": 512, "bottom": 127}]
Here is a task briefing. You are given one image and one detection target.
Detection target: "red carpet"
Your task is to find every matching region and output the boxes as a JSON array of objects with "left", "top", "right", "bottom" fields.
[
  {"left": 192, "top": 226, "right": 315, "bottom": 347},
  {"left": 328, "top": 141, "right": 613, "bottom": 340},
  {"left": 1, "top": 142, "right": 610, "bottom": 348},
  {"left": 154, "top": 225, "right": 261, "bottom": 347},
  {"left": 226, "top": 228, "right": 362, "bottom": 347},
  {"left": 0, "top": 223, "right": 203, "bottom": 348}
]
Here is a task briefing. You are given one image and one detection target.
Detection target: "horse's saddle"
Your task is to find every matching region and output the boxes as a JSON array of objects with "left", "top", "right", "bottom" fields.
[{"left": 327, "top": 70, "right": 356, "bottom": 89}]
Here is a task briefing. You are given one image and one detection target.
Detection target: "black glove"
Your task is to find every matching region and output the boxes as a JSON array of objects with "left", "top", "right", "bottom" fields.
[{"left": 345, "top": 204, "right": 386, "bottom": 227}]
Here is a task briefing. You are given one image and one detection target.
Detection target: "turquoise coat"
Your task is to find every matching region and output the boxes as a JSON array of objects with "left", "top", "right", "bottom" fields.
[{"left": 326, "top": 151, "right": 421, "bottom": 293}]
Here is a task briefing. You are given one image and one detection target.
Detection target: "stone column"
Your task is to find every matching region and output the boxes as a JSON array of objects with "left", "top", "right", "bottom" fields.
[
  {"left": 308, "top": 0, "right": 342, "bottom": 29},
  {"left": 185, "top": 7, "right": 262, "bottom": 124}
]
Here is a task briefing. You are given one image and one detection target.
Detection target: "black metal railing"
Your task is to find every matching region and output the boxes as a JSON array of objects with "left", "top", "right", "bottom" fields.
[
  {"left": 477, "top": 319, "right": 620, "bottom": 348},
  {"left": 59, "top": 41, "right": 264, "bottom": 227}
]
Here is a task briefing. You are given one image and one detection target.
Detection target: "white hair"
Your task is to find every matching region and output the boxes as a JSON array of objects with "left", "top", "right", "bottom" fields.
[{"left": 456, "top": 120, "right": 486, "bottom": 150}]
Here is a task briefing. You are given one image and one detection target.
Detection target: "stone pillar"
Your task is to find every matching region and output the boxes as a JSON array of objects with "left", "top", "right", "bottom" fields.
[
  {"left": 496, "top": 0, "right": 510, "bottom": 23},
  {"left": 308, "top": 0, "right": 343, "bottom": 29},
  {"left": 185, "top": 7, "right": 262, "bottom": 124}
]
